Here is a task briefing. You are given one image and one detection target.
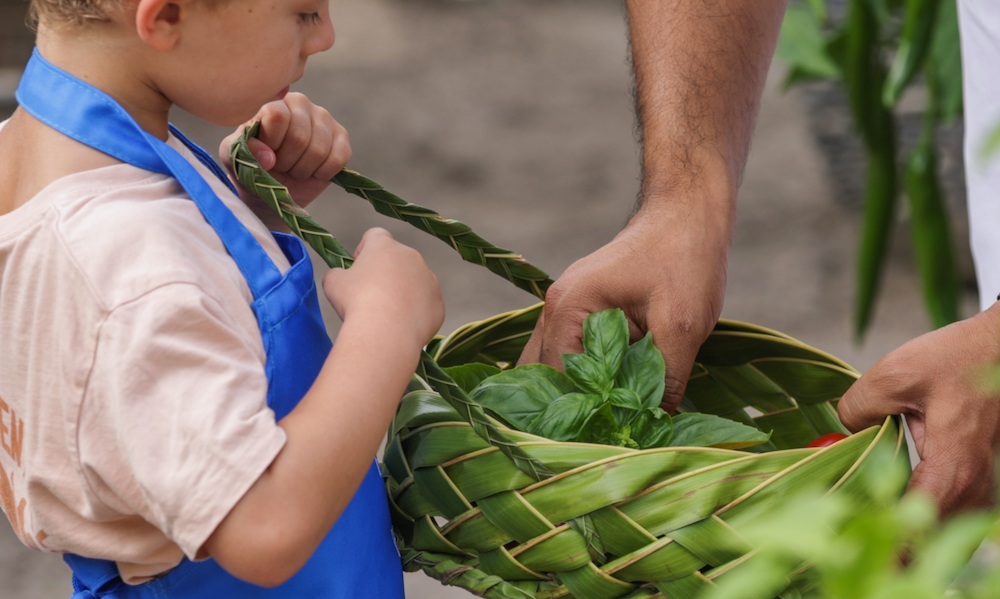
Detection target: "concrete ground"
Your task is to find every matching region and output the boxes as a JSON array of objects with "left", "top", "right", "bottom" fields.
[{"left": 0, "top": 0, "right": 974, "bottom": 597}]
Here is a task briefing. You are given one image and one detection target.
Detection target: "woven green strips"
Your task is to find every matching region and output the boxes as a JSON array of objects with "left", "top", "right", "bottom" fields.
[
  {"left": 389, "top": 406, "right": 905, "bottom": 599},
  {"left": 231, "top": 122, "right": 909, "bottom": 599},
  {"left": 332, "top": 169, "right": 553, "bottom": 300},
  {"left": 229, "top": 123, "right": 553, "bottom": 481}
]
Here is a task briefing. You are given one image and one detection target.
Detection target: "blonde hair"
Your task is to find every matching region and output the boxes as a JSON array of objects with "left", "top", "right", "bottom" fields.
[{"left": 28, "top": 0, "right": 124, "bottom": 27}]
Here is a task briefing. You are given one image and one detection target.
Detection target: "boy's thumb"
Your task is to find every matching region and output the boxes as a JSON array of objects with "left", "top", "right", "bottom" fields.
[
  {"left": 353, "top": 228, "right": 393, "bottom": 259},
  {"left": 247, "top": 138, "right": 277, "bottom": 171}
]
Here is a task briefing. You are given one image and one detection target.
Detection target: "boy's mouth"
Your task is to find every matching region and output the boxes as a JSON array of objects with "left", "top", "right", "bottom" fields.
[{"left": 277, "top": 86, "right": 290, "bottom": 100}]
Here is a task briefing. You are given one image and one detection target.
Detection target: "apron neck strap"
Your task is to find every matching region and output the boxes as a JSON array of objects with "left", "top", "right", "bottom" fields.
[{"left": 15, "top": 48, "right": 282, "bottom": 298}]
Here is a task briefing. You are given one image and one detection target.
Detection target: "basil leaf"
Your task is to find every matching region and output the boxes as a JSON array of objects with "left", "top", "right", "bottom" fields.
[
  {"left": 533, "top": 393, "right": 604, "bottom": 441},
  {"left": 669, "top": 412, "right": 771, "bottom": 449},
  {"left": 472, "top": 364, "right": 578, "bottom": 432},
  {"left": 578, "top": 403, "right": 619, "bottom": 446},
  {"left": 444, "top": 363, "right": 502, "bottom": 394},
  {"left": 563, "top": 353, "right": 613, "bottom": 396},
  {"left": 607, "top": 388, "right": 642, "bottom": 411},
  {"left": 614, "top": 426, "right": 641, "bottom": 449},
  {"left": 630, "top": 407, "right": 674, "bottom": 449},
  {"left": 582, "top": 309, "right": 630, "bottom": 378},
  {"left": 614, "top": 333, "right": 666, "bottom": 410}
]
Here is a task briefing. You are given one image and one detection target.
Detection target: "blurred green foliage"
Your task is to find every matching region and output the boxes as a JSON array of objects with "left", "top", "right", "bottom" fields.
[
  {"left": 777, "top": 0, "right": 963, "bottom": 339},
  {"left": 700, "top": 447, "right": 1000, "bottom": 599}
]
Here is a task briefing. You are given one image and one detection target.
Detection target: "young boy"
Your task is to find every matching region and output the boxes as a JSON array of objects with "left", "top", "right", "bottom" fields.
[{"left": 0, "top": 0, "right": 443, "bottom": 596}]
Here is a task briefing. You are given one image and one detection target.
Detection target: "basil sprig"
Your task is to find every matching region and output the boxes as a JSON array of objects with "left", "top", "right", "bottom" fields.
[{"left": 464, "top": 309, "right": 770, "bottom": 450}]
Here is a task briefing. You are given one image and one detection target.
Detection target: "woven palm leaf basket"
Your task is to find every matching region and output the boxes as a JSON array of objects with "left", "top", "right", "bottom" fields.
[{"left": 230, "top": 125, "right": 910, "bottom": 599}]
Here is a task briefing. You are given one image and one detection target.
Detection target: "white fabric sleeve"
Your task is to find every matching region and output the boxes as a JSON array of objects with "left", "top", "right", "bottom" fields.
[
  {"left": 78, "top": 283, "right": 288, "bottom": 559},
  {"left": 959, "top": 0, "right": 1000, "bottom": 309}
]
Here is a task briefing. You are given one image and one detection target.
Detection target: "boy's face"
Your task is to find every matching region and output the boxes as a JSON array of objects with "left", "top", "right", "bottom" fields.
[{"left": 155, "top": 0, "right": 334, "bottom": 127}]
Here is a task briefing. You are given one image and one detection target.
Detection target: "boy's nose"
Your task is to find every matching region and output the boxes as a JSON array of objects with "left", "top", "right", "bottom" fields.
[{"left": 307, "top": 15, "right": 335, "bottom": 56}]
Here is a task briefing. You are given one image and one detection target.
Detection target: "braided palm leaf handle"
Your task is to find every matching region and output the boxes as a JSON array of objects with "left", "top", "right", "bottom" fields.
[
  {"left": 230, "top": 122, "right": 554, "bottom": 481},
  {"left": 331, "top": 169, "right": 554, "bottom": 300}
]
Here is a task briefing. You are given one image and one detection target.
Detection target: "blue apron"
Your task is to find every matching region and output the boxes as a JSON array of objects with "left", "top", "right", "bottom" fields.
[{"left": 16, "top": 49, "right": 403, "bottom": 599}]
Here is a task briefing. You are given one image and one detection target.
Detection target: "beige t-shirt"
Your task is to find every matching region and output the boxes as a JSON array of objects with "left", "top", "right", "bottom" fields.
[{"left": 0, "top": 121, "right": 292, "bottom": 584}]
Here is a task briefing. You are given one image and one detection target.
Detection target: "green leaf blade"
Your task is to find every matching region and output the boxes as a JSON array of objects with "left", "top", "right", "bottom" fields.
[
  {"left": 443, "top": 363, "right": 503, "bottom": 394},
  {"left": 471, "top": 365, "right": 578, "bottom": 432},
  {"left": 563, "top": 353, "right": 613, "bottom": 396},
  {"left": 533, "top": 393, "right": 604, "bottom": 442},
  {"left": 670, "top": 413, "right": 771, "bottom": 450},
  {"left": 904, "top": 130, "right": 961, "bottom": 329},
  {"left": 778, "top": 4, "right": 842, "bottom": 86},
  {"left": 581, "top": 309, "right": 630, "bottom": 379},
  {"left": 615, "top": 333, "right": 666, "bottom": 410}
]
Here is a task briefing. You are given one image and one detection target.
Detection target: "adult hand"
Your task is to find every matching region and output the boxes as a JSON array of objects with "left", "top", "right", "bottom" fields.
[
  {"left": 518, "top": 0, "right": 787, "bottom": 410},
  {"left": 838, "top": 304, "right": 1000, "bottom": 516},
  {"left": 518, "top": 200, "right": 730, "bottom": 412}
]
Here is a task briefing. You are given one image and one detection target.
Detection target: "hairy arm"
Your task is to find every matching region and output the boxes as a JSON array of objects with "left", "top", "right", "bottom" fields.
[
  {"left": 628, "top": 0, "right": 785, "bottom": 200},
  {"left": 520, "top": 0, "right": 788, "bottom": 409}
]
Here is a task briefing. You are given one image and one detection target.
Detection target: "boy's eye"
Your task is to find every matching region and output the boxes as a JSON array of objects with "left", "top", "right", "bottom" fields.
[{"left": 300, "top": 12, "right": 321, "bottom": 24}]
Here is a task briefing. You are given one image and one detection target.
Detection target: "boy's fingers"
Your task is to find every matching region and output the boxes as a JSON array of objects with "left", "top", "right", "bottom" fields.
[
  {"left": 273, "top": 95, "right": 314, "bottom": 174},
  {"left": 287, "top": 109, "right": 335, "bottom": 181},
  {"left": 314, "top": 125, "right": 352, "bottom": 181},
  {"left": 255, "top": 101, "right": 292, "bottom": 153}
]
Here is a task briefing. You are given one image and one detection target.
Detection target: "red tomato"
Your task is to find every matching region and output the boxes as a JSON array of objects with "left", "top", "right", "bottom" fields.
[{"left": 807, "top": 433, "right": 849, "bottom": 448}]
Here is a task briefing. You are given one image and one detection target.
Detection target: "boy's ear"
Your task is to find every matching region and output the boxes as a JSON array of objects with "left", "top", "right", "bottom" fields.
[{"left": 134, "top": 0, "right": 193, "bottom": 51}]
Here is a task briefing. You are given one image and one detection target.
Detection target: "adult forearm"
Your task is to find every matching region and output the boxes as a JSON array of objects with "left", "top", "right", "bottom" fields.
[{"left": 626, "top": 0, "right": 787, "bottom": 209}]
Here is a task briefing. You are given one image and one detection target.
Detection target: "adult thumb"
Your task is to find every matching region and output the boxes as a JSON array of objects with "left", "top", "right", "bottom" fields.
[{"left": 837, "top": 373, "right": 909, "bottom": 433}]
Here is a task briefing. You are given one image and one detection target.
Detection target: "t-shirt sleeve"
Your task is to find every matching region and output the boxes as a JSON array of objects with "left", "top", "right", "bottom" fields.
[{"left": 78, "top": 283, "right": 287, "bottom": 559}]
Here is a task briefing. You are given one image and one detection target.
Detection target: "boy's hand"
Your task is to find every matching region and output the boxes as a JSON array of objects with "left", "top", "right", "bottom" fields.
[
  {"left": 323, "top": 228, "right": 444, "bottom": 349},
  {"left": 221, "top": 93, "right": 351, "bottom": 208}
]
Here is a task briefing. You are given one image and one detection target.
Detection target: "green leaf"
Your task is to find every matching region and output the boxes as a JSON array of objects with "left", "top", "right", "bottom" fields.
[
  {"left": 804, "top": 0, "right": 827, "bottom": 20},
  {"left": 471, "top": 364, "right": 578, "bottom": 432},
  {"left": 614, "top": 333, "right": 666, "bottom": 410},
  {"left": 904, "top": 124, "right": 960, "bottom": 329},
  {"left": 579, "top": 403, "right": 619, "bottom": 446},
  {"left": 911, "top": 513, "right": 994, "bottom": 589},
  {"left": 581, "top": 309, "right": 629, "bottom": 378},
  {"left": 631, "top": 408, "right": 674, "bottom": 449},
  {"left": 443, "top": 363, "right": 502, "bottom": 394},
  {"left": 883, "top": 0, "right": 939, "bottom": 107},
  {"left": 778, "top": 5, "right": 842, "bottom": 83},
  {"left": 533, "top": 393, "right": 604, "bottom": 442},
  {"left": 825, "top": 27, "right": 850, "bottom": 72},
  {"left": 669, "top": 413, "right": 771, "bottom": 449},
  {"left": 563, "top": 353, "right": 613, "bottom": 396},
  {"left": 844, "top": 0, "right": 899, "bottom": 340},
  {"left": 928, "top": 0, "right": 962, "bottom": 123},
  {"left": 607, "top": 388, "right": 642, "bottom": 411}
]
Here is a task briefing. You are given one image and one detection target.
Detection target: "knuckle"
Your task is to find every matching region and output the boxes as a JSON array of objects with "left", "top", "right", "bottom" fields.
[
  {"left": 542, "top": 282, "right": 567, "bottom": 309},
  {"left": 337, "top": 142, "right": 353, "bottom": 165},
  {"left": 303, "top": 137, "right": 334, "bottom": 167},
  {"left": 660, "top": 375, "right": 687, "bottom": 413},
  {"left": 283, "top": 125, "right": 311, "bottom": 150},
  {"left": 262, "top": 103, "right": 291, "bottom": 127}
]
